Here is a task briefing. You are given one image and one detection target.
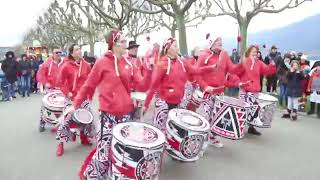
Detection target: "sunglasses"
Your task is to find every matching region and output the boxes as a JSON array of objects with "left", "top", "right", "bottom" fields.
[{"left": 54, "top": 51, "right": 62, "bottom": 55}]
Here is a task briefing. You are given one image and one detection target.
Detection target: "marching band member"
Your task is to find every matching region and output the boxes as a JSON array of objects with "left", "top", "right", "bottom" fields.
[
  {"left": 55, "top": 44, "right": 93, "bottom": 157},
  {"left": 75, "top": 30, "right": 149, "bottom": 179},
  {"left": 238, "top": 45, "right": 276, "bottom": 135},
  {"left": 143, "top": 37, "right": 216, "bottom": 133},
  {"left": 180, "top": 47, "right": 201, "bottom": 110},
  {"left": 196, "top": 35, "right": 242, "bottom": 148},
  {"left": 37, "top": 47, "right": 63, "bottom": 132}
]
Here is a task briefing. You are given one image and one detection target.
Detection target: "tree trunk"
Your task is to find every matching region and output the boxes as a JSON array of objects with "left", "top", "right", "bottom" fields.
[
  {"left": 238, "top": 19, "right": 249, "bottom": 56},
  {"left": 171, "top": 24, "right": 177, "bottom": 37},
  {"left": 89, "top": 34, "right": 95, "bottom": 55},
  {"left": 175, "top": 14, "right": 188, "bottom": 56}
]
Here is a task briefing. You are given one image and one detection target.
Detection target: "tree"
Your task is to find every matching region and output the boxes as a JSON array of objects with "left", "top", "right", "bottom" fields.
[
  {"left": 49, "top": 0, "right": 104, "bottom": 54},
  {"left": 209, "top": 0, "right": 312, "bottom": 55},
  {"left": 127, "top": 0, "right": 213, "bottom": 55},
  {"left": 126, "top": 11, "right": 161, "bottom": 41}
]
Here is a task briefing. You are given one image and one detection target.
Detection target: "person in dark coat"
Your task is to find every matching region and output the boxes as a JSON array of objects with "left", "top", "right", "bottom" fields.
[
  {"left": 18, "top": 54, "right": 32, "bottom": 97},
  {"left": 264, "top": 45, "right": 282, "bottom": 94},
  {"left": 1, "top": 51, "right": 18, "bottom": 99},
  {"left": 83, "top": 51, "right": 96, "bottom": 68},
  {"left": 277, "top": 53, "right": 290, "bottom": 107},
  {"left": 282, "top": 60, "right": 304, "bottom": 120}
]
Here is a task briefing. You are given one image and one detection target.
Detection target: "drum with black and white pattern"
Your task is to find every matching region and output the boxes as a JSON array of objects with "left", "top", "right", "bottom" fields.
[
  {"left": 42, "top": 90, "right": 65, "bottom": 124},
  {"left": 110, "top": 122, "right": 165, "bottom": 180},
  {"left": 166, "top": 109, "right": 210, "bottom": 162}
]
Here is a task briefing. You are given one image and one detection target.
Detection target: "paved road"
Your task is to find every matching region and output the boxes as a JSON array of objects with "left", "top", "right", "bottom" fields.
[{"left": 0, "top": 94, "right": 320, "bottom": 180}]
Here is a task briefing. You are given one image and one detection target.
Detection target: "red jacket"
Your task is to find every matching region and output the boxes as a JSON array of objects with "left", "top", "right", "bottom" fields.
[
  {"left": 196, "top": 49, "right": 242, "bottom": 94},
  {"left": 37, "top": 57, "right": 63, "bottom": 88},
  {"left": 57, "top": 58, "right": 91, "bottom": 100},
  {"left": 74, "top": 51, "right": 148, "bottom": 116},
  {"left": 144, "top": 56, "right": 214, "bottom": 109},
  {"left": 126, "top": 54, "right": 152, "bottom": 91},
  {"left": 238, "top": 57, "right": 276, "bottom": 92}
]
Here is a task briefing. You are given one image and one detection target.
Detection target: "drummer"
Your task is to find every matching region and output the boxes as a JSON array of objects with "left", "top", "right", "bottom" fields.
[
  {"left": 37, "top": 46, "right": 63, "bottom": 132},
  {"left": 74, "top": 30, "right": 150, "bottom": 179},
  {"left": 55, "top": 44, "right": 93, "bottom": 157},
  {"left": 196, "top": 35, "right": 242, "bottom": 148},
  {"left": 143, "top": 37, "right": 216, "bottom": 134},
  {"left": 238, "top": 45, "right": 276, "bottom": 135},
  {"left": 180, "top": 46, "right": 201, "bottom": 110},
  {"left": 126, "top": 40, "right": 152, "bottom": 120}
]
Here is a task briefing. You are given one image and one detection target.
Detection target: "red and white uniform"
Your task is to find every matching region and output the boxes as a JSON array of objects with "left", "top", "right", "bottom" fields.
[
  {"left": 238, "top": 57, "right": 276, "bottom": 93},
  {"left": 57, "top": 58, "right": 92, "bottom": 100},
  {"left": 75, "top": 51, "right": 151, "bottom": 180},
  {"left": 144, "top": 55, "right": 214, "bottom": 132},
  {"left": 37, "top": 57, "right": 63, "bottom": 88}
]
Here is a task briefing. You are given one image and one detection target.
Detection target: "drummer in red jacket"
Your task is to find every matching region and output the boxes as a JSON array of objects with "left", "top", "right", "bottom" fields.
[
  {"left": 143, "top": 37, "right": 216, "bottom": 134},
  {"left": 196, "top": 36, "right": 242, "bottom": 148},
  {"left": 74, "top": 30, "right": 149, "bottom": 179},
  {"left": 37, "top": 47, "right": 64, "bottom": 132},
  {"left": 238, "top": 45, "right": 276, "bottom": 135},
  {"left": 55, "top": 44, "right": 93, "bottom": 157}
]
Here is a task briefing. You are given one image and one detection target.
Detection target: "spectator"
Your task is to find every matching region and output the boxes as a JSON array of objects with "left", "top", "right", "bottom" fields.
[
  {"left": 0, "top": 62, "right": 9, "bottom": 101},
  {"left": 298, "top": 54, "right": 310, "bottom": 112},
  {"left": 230, "top": 48, "right": 240, "bottom": 64},
  {"left": 282, "top": 60, "right": 304, "bottom": 121},
  {"left": 84, "top": 51, "right": 96, "bottom": 68},
  {"left": 277, "top": 53, "right": 290, "bottom": 107},
  {"left": 264, "top": 45, "right": 282, "bottom": 94},
  {"left": 1, "top": 51, "right": 18, "bottom": 100},
  {"left": 18, "top": 54, "right": 32, "bottom": 97},
  {"left": 307, "top": 63, "right": 320, "bottom": 117}
]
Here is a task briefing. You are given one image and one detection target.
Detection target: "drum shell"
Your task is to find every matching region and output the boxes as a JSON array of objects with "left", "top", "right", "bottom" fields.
[
  {"left": 42, "top": 91, "right": 65, "bottom": 124},
  {"left": 244, "top": 93, "right": 277, "bottom": 128},
  {"left": 110, "top": 122, "right": 165, "bottom": 180},
  {"left": 191, "top": 89, "right": 203, "bottom": 106},
  {"left": 212, "top": 96, "right": 250, "bottom": 140},
  {"left": 166, "top": 109, "right": 210, "bottom": 162}
]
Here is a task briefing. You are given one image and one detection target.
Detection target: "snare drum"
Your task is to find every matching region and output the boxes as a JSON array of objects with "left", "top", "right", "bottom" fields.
[
  {"left": 191, "top": 88, "right": 204, "bottom": 106},
  {"left": 110, "top": 122, "right": 165, "bottom": 180},
  {"left": 166, "top": 109, "right": 210, "bottom": 162},
  {"left": 241, "top": 93, "right": 277, "bottom": 128},
  {"left": 211, "top": 96, "right": 250, "bottom": 140},
  {"left": 72, "top": 108, "right": 93, "bottom": 125},
  {"left": 42, "top": 91, "right": 65, "bottom": 124}
]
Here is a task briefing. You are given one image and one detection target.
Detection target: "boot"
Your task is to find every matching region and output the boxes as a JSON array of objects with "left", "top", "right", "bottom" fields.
[
  {"left": 317, "top": 103, "right": 320, "bottom": 118},
  {"left": 80, "top": 132, "right": 92, "bottom": 146},
  {"left": 281, "top": 109, "right": 291, "bottom": 118},
  {"left": 307, "top": 102, "right": 315, "bottom": 115},
  {"left": 291, "top": 109, "right": 297, "bottom": 121},
  {"left": 248, "top": 126, "right": 261, "bottom": 136},
  {"left": 39, "top": 126, "right": 45, "bottom": 132},
  {"left": 56, "top": 143, "right": 64, "bottom": 157}
]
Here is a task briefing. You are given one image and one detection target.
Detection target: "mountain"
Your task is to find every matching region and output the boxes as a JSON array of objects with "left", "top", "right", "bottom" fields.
[{"left": 224, "top": 14, "right": 320, "bottom": 59}]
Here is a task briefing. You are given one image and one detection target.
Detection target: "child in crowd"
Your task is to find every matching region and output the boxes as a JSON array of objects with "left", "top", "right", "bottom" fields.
[{"left": 282, "top": 60, "right": 304, "bottom": 120}]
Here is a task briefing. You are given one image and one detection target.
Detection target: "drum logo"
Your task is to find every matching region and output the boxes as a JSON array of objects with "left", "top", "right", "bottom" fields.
[
  {"left": 181, "top": 135, "right": 204, "bottom": 159},
  {"left": 136, "top": 152, "right": 162, "bottom": 180}
]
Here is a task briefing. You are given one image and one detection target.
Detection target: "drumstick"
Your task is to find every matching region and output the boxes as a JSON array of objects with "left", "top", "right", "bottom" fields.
[{"left": 239, "top": 80, "right": 253, "bottom": 87}]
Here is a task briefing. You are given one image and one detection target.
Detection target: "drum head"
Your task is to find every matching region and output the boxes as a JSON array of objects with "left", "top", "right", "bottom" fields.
[
  {"left": 168, "top": 109, "right": 210, "bottom": 132},
  {"left": 73, "top": 109, "right": 93, "bottom": 124},
  {"left": 131, "top": 92, "right": 147, "bottom": 101},
  {"left": 216, "top": 96, "right": 250, "bottom": 108},
  {"left": 113, "top": 122, "right": 165, "bottom": 149},
  {"left": 43, "top": 91, "right": 65, "bottom": 110},
  {"left": 256, "top": 93, "right": 278, "bottom": 102}
]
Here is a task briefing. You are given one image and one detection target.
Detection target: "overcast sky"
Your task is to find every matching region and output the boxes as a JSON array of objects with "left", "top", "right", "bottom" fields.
[{"left": 0, "top": 0, "right": 319, "bottom": 47}]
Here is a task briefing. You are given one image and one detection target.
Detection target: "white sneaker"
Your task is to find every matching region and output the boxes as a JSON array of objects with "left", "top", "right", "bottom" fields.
[{"left": 209, "top": 139, "right": 224, "bottom": 148}]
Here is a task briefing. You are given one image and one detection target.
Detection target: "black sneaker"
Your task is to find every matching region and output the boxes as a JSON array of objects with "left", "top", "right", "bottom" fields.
[
  {"left": 39, "top": 126, "right": 45, "bottom": 132},
  {"left": 12, "top": 96, "right": 16, "bottom": 98},
  {"left": 248, "top": 127, "right": 262, "bottom": 136},
  {"left": 307, "top": 111, "right": 315, "bottom": 115}
]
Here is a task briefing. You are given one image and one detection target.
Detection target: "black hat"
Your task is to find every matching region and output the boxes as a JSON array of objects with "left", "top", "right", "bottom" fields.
[
  {"left": 127, "top": 41, "right": 140, "bottom": 49},
  {"left": 5, "top": 51, "right": 15, "bottom": 58},
  {"left": 271, "top": 45, "right": 277, "bottom": 50}
]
